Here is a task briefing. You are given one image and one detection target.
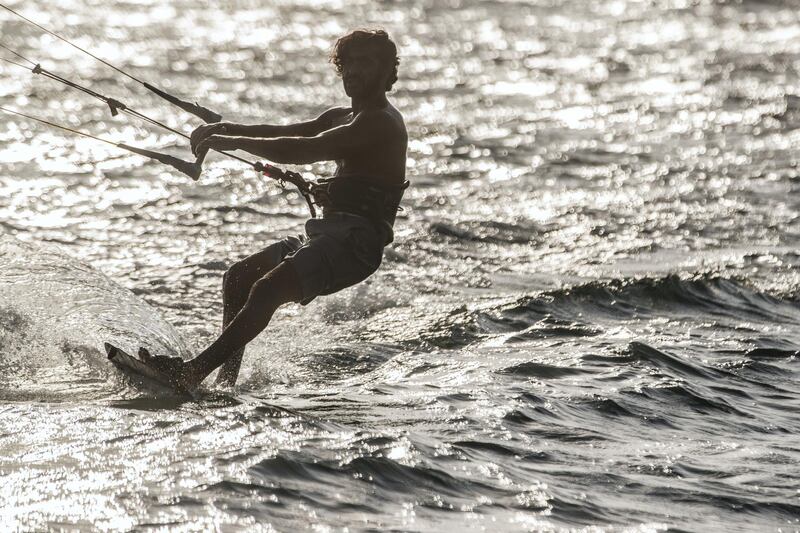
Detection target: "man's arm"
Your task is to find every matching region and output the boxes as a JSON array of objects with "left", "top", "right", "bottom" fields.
[
  {"left": 196, "top": 109, "right": 392, "bottom": 165},
  {"left": 222, "top": 107, "right": 352, "bottom": 137},
  {"left": 190, "top": 107, "right": 351, "bottom": 155}
]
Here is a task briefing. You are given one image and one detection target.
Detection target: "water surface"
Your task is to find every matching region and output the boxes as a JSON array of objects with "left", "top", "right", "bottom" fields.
[{"left": 1, "top": 0, "right": 799, "bottom": 531}]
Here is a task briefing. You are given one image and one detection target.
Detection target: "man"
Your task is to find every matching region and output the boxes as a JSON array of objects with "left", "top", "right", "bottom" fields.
[{"left": 142, "top": 29, "right": 408, "bottom": 391}]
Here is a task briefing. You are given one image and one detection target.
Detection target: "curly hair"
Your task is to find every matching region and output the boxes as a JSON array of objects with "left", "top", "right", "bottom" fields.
[{"left": 330, "top": 29, "right": 399, "bottom": 91}]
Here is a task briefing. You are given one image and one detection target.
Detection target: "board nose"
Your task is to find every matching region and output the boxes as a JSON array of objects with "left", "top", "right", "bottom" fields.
[{"left": 103, "top": 342, "right": 117, "bottom": 359}]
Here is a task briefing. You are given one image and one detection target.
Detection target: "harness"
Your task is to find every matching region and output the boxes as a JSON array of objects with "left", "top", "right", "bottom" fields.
[
  {"left": 311, "top": 176, "right": 409, "bottom": 243},
  {"left": 255, "top": 165, "right": 408, "bottom": 244}
]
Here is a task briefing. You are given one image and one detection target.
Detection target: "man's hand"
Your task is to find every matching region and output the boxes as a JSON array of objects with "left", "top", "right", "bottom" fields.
[{"left": 191, "top": 122, "right": 229, "bottom": 155}]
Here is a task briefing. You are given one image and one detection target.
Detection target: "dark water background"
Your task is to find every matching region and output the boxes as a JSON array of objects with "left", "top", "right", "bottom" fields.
[{"left": 1, "top": 0, "right": 799, "bottom": 531}]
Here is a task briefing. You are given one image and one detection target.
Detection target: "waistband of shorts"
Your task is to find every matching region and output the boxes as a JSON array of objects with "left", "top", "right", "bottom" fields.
[{"left": 320, "top": 210, "right": 394, "bottom": 245}]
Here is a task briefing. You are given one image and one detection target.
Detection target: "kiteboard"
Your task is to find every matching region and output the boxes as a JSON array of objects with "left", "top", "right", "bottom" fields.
[{"left": 105, "top": 342, "right": 189, "bottom": 394}]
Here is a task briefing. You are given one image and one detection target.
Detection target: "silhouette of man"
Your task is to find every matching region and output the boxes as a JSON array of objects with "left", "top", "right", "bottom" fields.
[{"left": 144, "top": 29, "right": 407, "bottom": 390}]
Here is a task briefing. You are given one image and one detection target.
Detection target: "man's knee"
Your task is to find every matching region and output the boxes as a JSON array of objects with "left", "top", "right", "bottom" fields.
[
  {"left": 223, "top": 259, "right": 250, "bottom": 294},
  {"left": 248, "top": 263, "right": 303, "bottom": 307},
  {"left": 224, "top": 244, "right": 289, "bottom": 295}
]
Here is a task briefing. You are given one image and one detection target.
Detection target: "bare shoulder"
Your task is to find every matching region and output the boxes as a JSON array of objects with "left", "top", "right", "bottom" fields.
[
  {"left": 353, "top": 105, "right": 406, "bottom": 136},
  {"left": 316, "top": 106, "right": 353, "bottom": 128}
]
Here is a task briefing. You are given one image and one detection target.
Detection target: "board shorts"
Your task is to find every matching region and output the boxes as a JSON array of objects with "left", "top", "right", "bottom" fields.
[{"left": 264, "top": 212, "right": 387, "bottom": 305}]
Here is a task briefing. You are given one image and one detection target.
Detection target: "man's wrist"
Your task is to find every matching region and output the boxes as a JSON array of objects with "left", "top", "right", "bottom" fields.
[{"left": 217, "top": 122, "right": 235, "bottom": 135}]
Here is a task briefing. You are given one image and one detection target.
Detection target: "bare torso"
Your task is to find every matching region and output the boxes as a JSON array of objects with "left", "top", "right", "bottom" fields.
[{"left": 331, "top": 103, "right": 408, "bottom": 187}]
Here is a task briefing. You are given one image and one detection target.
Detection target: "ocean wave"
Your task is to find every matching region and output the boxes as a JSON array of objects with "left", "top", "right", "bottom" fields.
[{"left": 361, "top": 274, "right": 800, "bottom": 355}]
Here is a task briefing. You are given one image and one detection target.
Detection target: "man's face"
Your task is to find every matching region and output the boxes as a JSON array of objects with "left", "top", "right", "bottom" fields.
[{"left": 341, "top": 46, "right": 387, "bottom": 98}]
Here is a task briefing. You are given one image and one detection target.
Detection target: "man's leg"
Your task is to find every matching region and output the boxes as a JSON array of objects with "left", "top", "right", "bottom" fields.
[
  {"left": 216, "top": 244, "right": 291, "bottom": 386},
  {"left": 183, "top": 261, "right": 303, "bottom": 388}
]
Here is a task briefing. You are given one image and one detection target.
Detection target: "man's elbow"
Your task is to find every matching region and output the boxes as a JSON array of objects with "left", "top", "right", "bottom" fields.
[
  {"left": 279, "top": 153, "right": 322, "bottom": 165},
  {"left": 286, "top": 139, "right": 339, "bottom": 164},
  {"left": 265, "top": 151, "right": 307, "bottom": 165},
  {"left": 255, "top": 139, "right": 311, "bottom": 164}
]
